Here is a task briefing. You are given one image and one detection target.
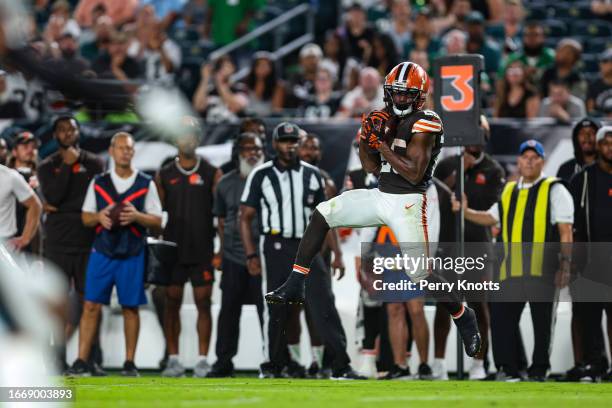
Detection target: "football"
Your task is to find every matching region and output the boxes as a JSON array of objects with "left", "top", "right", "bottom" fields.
[{"left": 108, "top": 202, "right": 127, "bottom": 230}]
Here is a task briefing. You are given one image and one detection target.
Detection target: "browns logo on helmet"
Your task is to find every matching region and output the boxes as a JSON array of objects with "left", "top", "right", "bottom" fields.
[{"left": 383, "top": 62, "right": 430, "bottom": 117}]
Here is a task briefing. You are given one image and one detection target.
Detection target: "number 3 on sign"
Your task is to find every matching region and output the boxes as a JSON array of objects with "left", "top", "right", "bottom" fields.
[{"left": 440, "top": 65, "right": 474, "bottom": 112}]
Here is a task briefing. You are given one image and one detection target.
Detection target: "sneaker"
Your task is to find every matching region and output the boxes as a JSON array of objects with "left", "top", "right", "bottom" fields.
[
  {"left": 331, "top": 365, "right": 367, "bottom": 380},
  {"left": 121, "top": 360, "right": 139, "bottom": 377},
  {"left": 318, "top": 366, "right": 332, "bottom": 379},
  {"left": 356, "top": 351, "right": 378, "bottom": 379},
  {"left": 65, "top": 359, "right": 91, "bottom": 377},
  {"left": 468, "top": 362, "right": 487, "bottom": 380},
  {"left": 453, "top": 306, "right": 482, "bottom": 357},
  {"left": 90, "top": 362, "right": 107, "bottom": 377},
  {"left": 495, "top": 369, "right": 521, "bottom": 382},
  {"left": 602, "top": 369, "right": 612, "bottom": 382},
  {"left": 265, "top": 271, "right": 305, "bottom": 305},
  {"left": 431, "top": 359, "right": 449, "bottom": 381},
  {"left": 193, "top": 360, "right": 211, "bottom": 378},
  {"left": 161, "top": 358, "right": 186, "bottom": 378},
  {"left": 557, "top": 365, "right": 585, "bottom": 382},
  {"left": 307, "top": 362, "right": 320, "bottom": 379},
  {"left": 418, "top": 363, "right": 433, "bottom": 380},
  {"left": 206, "top": 363, "right": 234, "bottom": 378},
  {"left": 285, "top": 360, "right": 306, "bottom": 378},
  {"left": 259, "top": 361, "right": 283, "bottom": 379},
  {"left": 379, "top": 364, "right": 412, "bottom": 380},
  {"left": 579, "top": 365, "right": 602, "bottom": 383}
]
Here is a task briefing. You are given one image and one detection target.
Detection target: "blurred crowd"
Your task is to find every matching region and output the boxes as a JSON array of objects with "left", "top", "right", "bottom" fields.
[{"left": 0, "top": 0, "right": 610, "bottom": 128}]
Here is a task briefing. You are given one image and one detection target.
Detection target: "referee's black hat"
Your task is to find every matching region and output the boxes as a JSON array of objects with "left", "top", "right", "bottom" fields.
[{"left": 273, "top": 122, "right": 301, "bottom": 141}]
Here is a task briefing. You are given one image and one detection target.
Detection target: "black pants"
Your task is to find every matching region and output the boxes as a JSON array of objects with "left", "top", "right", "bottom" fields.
[
  {"left": 262, "top": 235, "right": 350, "bottom": 371},
  {"left": 490, "top": 301, "right": 555, "bottom": 376},
  {"left": 214, "top": 257, "right": 264, "bottom": 369},
  {"left": 576, "top": 302, "right": 611, "bottom": 373}
]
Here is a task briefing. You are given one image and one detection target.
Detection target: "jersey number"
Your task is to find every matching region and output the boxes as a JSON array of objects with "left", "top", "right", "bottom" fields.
[{"left": 440, "top": 65, "right": 474, "bottom": 112}]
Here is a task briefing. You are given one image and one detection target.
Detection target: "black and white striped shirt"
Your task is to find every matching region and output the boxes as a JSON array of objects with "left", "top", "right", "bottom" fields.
[{"left": 241, "top": 159, "right": 326, "bottom": 239}]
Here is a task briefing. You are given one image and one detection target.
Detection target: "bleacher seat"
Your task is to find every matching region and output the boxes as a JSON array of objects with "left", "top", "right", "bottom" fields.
[
  {"left": 571, "top": 20, "right": 612, "bottom": 37},
  {"left": 542, "top": 19, "right": 568, "bottom": 38},
  {"left": 526, "top": 5, "right": 547, "bottom": 20},
  {"left": 584, "top": 38, "right": 611, "bottom": 54},
  {"left": 579, "top": 53, "right": 600, "bottom": 73}
]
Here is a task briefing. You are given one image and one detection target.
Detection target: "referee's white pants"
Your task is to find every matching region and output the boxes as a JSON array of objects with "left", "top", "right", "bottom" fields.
[{"left": 316, "top": 188, "right": 436, "bottom": 281}]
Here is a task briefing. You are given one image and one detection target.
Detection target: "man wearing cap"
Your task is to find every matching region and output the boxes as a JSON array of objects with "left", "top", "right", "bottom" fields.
[
  {"left": 453, "top": 140, "right": 574, "bottom": 381},
  {"left": 586, "top": 48, "right": 612, "bottom": 117},
  {"left": 8, "top": 131, "right": 41, "bottom": 254},
  {"left": 569, "top": 126, "right": 612, "bottom": 382},
  {"left": 156, "top": 118, "right": 222, "bottom": 378},
  {"left": 240, "top": 122, "right": 361, "bottom": 379},
  {"left": 0, "top": 162, "right": 41, "bottom": 252}
]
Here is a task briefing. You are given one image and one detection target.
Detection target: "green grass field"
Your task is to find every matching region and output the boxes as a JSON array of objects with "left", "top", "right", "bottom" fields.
[{"left": 66, "top": 376, "right": 612, "bottom": 407}]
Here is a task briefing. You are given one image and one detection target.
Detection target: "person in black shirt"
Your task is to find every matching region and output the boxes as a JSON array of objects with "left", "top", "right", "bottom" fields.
[
  {"left": 569, "top": 126, "right": 612, "bottom": 382},
  {"left": 208, "top": 133, "right": 265, "bottom": 378},
  {"left": 37, "top": 115, "right": 104, "bottom": 373},
  {"left": 432, "top": 117, "right": 505, "bottom": 380},
  {"left": 558, "top": 118, "right": 600, "bottom": 183},
  {"left": 156, "top": 118, "right": 222, "bottom": 378},
  {"left": 298, "top": 133, "right": 345, "bottom": 378},
  {"left": 240, "top": 122, "right": 358, "bottom": 379},
  {"left": 299, "top": 63, "right": 343, "bottom": 120}
]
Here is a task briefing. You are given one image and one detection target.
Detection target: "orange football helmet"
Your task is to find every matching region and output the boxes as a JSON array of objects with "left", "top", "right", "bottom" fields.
[{"left": 383, "top": 62, "right": 430, "bottom": 117}]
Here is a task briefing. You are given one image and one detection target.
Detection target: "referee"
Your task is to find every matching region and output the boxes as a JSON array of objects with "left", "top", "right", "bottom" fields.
[{"left": 240, "top": 122, "right": 362, "bottom": 379}]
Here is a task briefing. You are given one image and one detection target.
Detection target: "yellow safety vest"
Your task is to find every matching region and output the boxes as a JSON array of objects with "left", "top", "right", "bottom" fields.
[{"left": 499, "top": 177, "right": 559, "bottom": 281}]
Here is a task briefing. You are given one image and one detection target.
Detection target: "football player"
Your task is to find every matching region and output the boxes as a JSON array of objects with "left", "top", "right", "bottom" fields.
[{"left": 266, "top": 62, "right": 481, "bottom": 358}]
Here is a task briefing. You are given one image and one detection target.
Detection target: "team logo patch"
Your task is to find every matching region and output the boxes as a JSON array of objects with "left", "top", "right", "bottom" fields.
[
  {"left": 475, "top": 173, "right": 486, "bottom": 185},
  {"left": 189, "top": 174, "right": 204, "bottom": 185},
  {"left": 274, "top": 241, "right": 282, "bottom": 250},
  {"left": 72, "top": 163, "right": 84, "bottom": 173},
  {"left": 169, "top": 177, "right": 180, "bottom": 185},
  {"left": 284, "top": 124, "right": 294, "bottom": 134}
]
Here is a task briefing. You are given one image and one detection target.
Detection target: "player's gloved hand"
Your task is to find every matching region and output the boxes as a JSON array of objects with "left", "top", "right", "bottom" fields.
[{"left": 361, "top": 110, "right": 390, "bottom": 151}]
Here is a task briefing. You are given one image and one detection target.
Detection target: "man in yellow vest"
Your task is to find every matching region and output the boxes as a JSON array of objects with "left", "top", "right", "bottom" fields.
[{"left": 452, "top": 140, "right": 574, "bottom": 381}]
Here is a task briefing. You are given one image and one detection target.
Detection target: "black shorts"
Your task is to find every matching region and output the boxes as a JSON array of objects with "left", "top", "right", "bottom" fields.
[
  {"left": 45, "top": 250, "right": 90, "bottom": 294},
  {"left": 170, "top": 262, "right": 215, "bottom": 287}
]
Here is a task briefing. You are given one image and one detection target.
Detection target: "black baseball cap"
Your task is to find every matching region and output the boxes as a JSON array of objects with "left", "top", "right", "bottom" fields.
[{"left": 273, "top": 122, "right": 301, "bottom": 141}]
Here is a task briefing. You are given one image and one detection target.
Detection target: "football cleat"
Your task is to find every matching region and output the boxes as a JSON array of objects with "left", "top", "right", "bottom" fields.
[
  {"left": 265, "top": 271, "right": 305, "bottom": 305},
  {"left": 454, "top": 306, "right": 482, "bottom": 358}
]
